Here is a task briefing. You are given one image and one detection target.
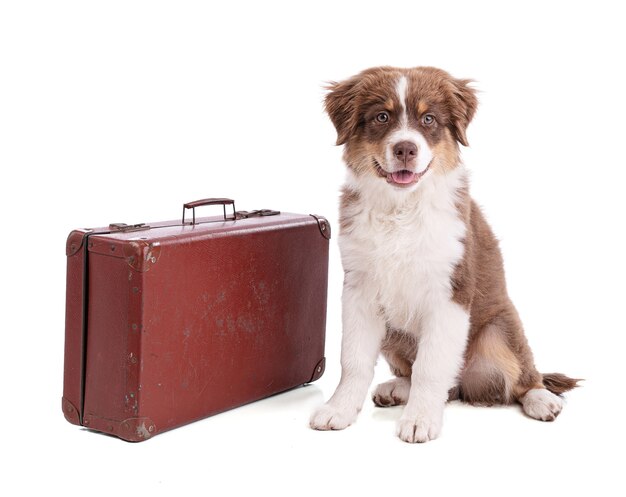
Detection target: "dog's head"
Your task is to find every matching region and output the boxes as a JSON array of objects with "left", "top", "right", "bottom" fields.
[{"left": 325, "top": 66, "right": 477, "bottom": 191}]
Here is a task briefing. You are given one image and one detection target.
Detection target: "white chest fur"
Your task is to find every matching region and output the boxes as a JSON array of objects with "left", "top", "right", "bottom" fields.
[{"left": 340, "top": 167, "right": 467, "bottom": 331}]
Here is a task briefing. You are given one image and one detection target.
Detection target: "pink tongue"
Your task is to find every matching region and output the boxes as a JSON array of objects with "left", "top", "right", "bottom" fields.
[{"left": 391, "top": 170, "right": 417, "bottom": 184}]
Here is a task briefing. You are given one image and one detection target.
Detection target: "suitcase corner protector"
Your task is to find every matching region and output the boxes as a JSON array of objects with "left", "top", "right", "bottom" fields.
[
  {"left": 308, "top": 357, "right": 326, "bottom": 383},
  {"left": 66, "top": 230, "right": 88, "bottom": 257},
  {"left": 123, "top": 241, "right": 162, "bottom": 272},
  {"left": 62, "top": 397, "right": 80, "bottom": 425},
  {"left": 309, "top": 215, "right": 331, "bottom": 240},
  {"left": 118, "top": 417, "right": 157, "bottom": 442}
]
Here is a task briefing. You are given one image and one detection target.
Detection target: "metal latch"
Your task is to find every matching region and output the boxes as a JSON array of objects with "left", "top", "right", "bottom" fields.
[
  {"left": 108, "top": 223, "right": 151, "bottom": 233},
  {"left": 235, "top": 209, "right": 280, "bottom": 219}
]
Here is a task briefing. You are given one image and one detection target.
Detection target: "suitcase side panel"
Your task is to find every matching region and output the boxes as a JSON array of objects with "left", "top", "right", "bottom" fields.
[
  {"left": 136, "top": 219, "right": 328, "bottom": 433},
  {"left": 62, "top": 230, "right": 89, "bottom": 425},
  {"left": 81, "top": 249, "right": 141, "bottom": 437}
]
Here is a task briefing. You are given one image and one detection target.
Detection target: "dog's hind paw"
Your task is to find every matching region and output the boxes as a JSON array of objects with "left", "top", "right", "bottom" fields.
[
  {"left": 372, "top": 377, "right": 410, "bottom": 407},
  {"left": 521, "top": 388, "right": 563, "bottom": 421}
]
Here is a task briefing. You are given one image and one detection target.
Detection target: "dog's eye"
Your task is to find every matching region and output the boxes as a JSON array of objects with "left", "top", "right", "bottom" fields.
[
  {"left": 422, "top": 114, "right": 435, "bottom": 126},
  {"left": 376, "top": 112, "right": 389, "bottom": 123}
]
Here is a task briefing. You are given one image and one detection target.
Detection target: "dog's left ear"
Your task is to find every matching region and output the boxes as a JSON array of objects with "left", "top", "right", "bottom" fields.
[{"left": 449, "top": 79, "right": 478, "bottom": 147}]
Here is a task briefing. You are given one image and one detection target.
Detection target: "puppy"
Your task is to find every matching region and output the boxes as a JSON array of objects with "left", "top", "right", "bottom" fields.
[{"left": 310, "top": 66, "right": 579, "bottom": 443}]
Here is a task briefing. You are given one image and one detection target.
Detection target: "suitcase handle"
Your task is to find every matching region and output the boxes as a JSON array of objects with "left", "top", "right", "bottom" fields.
[{"left": 182, "top": 198, "right": 236, "bottom": 225}]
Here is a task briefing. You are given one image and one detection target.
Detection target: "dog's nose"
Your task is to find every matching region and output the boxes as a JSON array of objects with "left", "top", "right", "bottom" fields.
[{"left": 393, "top": 141, "right": 418, "bottom": 165}]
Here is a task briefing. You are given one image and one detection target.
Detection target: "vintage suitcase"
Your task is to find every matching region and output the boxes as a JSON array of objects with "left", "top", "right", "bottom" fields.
[{"left": 63, "top": 198, "right": 329, "bottom": 441}]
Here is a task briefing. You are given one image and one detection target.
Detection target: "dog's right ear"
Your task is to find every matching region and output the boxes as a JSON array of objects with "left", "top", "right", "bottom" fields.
[{"left": 324, "top": 76, "right": 361, "bottom": 146}]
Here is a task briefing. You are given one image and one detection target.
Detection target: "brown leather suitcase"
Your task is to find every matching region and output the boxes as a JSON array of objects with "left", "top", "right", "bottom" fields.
[{"left": 62, "top": 198, "right": 329, "bottom": 441}]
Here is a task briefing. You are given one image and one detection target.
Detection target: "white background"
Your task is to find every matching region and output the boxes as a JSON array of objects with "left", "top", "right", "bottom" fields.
[{"left": 1, "top": 1, "right": 624, "bottom": 495}]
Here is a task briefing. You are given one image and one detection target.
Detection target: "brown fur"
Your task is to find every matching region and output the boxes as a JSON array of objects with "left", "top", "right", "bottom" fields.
[
  {"left": 329, "top": 66, "right": 581, "bottom": 409},
  {"left": 381, "top": 328, "right": 416, "bottom": 378},
  {"left": 542, "top": 373, "right": 582, "bottom": 395},
  {"left": 338, "top": 187, "right": 361, "bottom": 233}
]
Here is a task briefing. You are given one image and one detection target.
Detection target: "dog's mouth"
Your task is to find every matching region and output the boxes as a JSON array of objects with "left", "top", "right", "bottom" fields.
[{"left": 374, "top": 160, "right": 430, "bottom": 188}]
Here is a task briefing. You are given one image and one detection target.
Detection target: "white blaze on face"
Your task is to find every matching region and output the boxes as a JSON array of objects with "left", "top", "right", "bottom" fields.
[
  {"left": 396, "top": 75, "right": 409, "bottom": 127},
  {"left": 384, "top": 75, "right": 433, "bottom": 174}
]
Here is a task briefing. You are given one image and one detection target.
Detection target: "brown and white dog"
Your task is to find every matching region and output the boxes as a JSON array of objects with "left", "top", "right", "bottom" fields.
[{"left": 310, "top": 66, "right": 579, "bottom": 443}]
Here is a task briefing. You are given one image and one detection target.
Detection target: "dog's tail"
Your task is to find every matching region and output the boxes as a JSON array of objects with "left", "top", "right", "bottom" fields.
[{"left": 542, "top": 373, "right": 583, "bottom": 395}]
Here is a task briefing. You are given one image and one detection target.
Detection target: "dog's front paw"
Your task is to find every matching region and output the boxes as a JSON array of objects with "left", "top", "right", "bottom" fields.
[
  {"left": 309, "top": 403, "right": 357, "bottom": 431},
  {"left": 396, "top": 411, "right": 443, "bottom": 443}
]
